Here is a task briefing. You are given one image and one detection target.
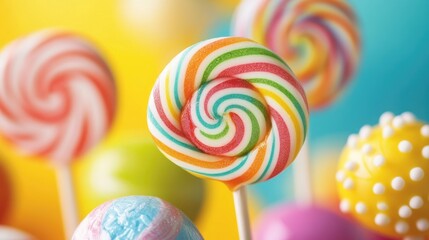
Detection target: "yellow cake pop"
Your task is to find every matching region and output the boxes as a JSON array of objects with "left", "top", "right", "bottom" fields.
[{"left": 337, "top": 112, "right": 429, "bottom": 239}]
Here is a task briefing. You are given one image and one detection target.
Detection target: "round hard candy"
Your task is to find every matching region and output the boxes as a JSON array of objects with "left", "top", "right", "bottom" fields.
[
  {"left": 337, "top": 112, "right": 429, "bottom": 239},
  {"left": 73, "top": 196, "right": 203, "bottom": 240},
  {"left": 75, "top": 135, "right": 205, "bottom": 221},
  {"left": 254, "top": 204, "right": 367, "bottom": 240}
]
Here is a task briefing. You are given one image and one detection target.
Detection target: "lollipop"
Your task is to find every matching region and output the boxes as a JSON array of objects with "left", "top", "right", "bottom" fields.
[
  {"left": 0, "top": 30, "right": 115, "bottom": 162},
  {"left": 148, "top": 36, "right": 308, "bottom": 190},
  {"left": 72, "top": 196, "right": 203, "bottom": 240},
  {"left": 232, "top": 0, "right": 360, "bottom": 110},
  {"left": 337, "top": 112, "right": 429, "bottom": 239},
  {"left": 148, "top": 36, "right": 308, "bottom": 239},
  {"left": 0, "top": 30, "right": 116, "bottom": 238}
]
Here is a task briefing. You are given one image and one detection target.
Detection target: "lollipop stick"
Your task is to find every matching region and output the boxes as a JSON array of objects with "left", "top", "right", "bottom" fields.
[
  {"left": 233, "top": 187, "right": 252, "bottom": 240},
  {"left": 56, "top": 166, "right": 79, "bottom": 239},
  {"left": 293, "top": 139, "right": 312, "bottom": 205}
]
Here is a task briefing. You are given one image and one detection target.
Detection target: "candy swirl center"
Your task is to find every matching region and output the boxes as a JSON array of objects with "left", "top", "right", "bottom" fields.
[{"left": 181, "top": 77, "right": 270, "bottom": 157}]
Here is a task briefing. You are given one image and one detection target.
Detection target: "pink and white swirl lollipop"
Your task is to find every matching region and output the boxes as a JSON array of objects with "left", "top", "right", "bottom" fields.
[
  {"left": 0, "top": 30, "right": 116, "bottom": 163},
  {"left": 0, "top": 30, "right": 116, "bottom": 238}
]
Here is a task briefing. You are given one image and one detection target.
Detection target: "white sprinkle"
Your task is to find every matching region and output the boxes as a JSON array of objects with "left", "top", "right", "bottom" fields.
[
  {"left": 401, "top": 112, "right": 416, "bottom": 124},
  {"left": 345, "top": 161, "right": 358, "bottom": 171},
  {"left": 391, "top": 177, "right": 405, "bottom": 191},
  {"left": 410, "top": 196, "right": 424, "bottom": 209},
  {"left": 336, "top": 171, "right": 346, "bottom": 182},
  {"left": 355, "top": 202, "right": 367, "bottom": 214},
  {"left": 398, "top": 140, "right": 413, "bottom": 153},
  {"left": 379, "top": 112, "right": 394, "bottom": 126},
  {"left": 416, "top": 219, "right": 429, "bottom": 232},
  {"left": 398, "top": 205, "right": 412, "bottom": 218},
  {"left": 422, "top": 146, "right": 429, "bottom": 159},
  {"left": 373, "top": 155, "right": 386, "bottom": 167},
  {"left": 377, "top": 202, "right": 389, "bottom": 211},
  {"left": 340, "top": 199, "right": 351, "bottom": 213},
  {"left": 382, "top": 126, "right": 394, "bottom": 138},
  {"left": 373, "top": 183, "right": 385, "bottom": 195},
  {"left": 410, "top": 167, "right": 424, "bottom": 182},
  {"left": 421, "top": 125, "right": 429, "bottom": 137},
  {"left": 359, "top": 125, "right": 372, "bottom": 139},
  {"left": 395, "top": 221, "right": 409, "bottom": 234},
  {"left": 343, "top": 178, "right": 354, "bottom": 190},
  {"left": 393, "top": 116, "right": 405, "bottom": 128},
  {"left": 347, "top": 134, "right": 359, "bottom": 148},
  {"left": 375, "top": 213, "right": 390, "bottom": 226},
  {"left": 362, "top": 144, "right": 373, "bottom": 154}
]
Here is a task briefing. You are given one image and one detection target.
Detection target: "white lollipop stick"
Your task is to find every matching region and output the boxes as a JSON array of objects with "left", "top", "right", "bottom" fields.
[
  {"left": 56, "top": 166, "right": 79, "bottom": 239},
  {"left": 233, "top": 187, "right": 252, "bottom": 240},
  {"left": 293, "top": 139, "right": 312, "bottom": 205}
]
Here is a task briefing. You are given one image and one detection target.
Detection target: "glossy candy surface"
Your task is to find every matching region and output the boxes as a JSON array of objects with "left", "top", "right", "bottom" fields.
[
  {"left": 72, "top": 196, "right": 203, "bottom": 240},
  {"left": 75, "top": 135, "right": 205, "bottom": 221},
  {"left": 148, "top": 37, "right": 308, "bottom": 190},
  {"left": 337, "top": 112, "right": 429, "bottom": 239},
  {"left": 254, "top": 204, "right": 367, "bottom": 240}
]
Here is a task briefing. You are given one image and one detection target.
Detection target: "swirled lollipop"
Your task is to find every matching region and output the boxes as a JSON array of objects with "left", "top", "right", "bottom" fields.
[
  {"left": 0, "top": 30, "right": 116, "bottom": 163},
  {"left": 148, "top": 36, "right": 308, "bottom": 190},
  {"left": 148, "top": 36, "right": 308, "bottom": 239},
  {"left": 0, "top": 30, "right": 116, "bottom": 238},
  {"left": 232, "top": 0, "right": 360, "bottom": 110}
]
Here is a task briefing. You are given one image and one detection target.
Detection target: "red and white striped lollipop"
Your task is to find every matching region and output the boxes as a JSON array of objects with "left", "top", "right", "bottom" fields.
[
  {"left": 0, "top": 30, "right": 116, "bottom": 164},
  {"left": 0, "top": 30, "right": 116, "bottom": 238}
]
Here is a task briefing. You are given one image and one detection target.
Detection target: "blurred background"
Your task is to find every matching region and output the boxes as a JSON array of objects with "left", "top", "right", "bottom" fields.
[{"left": 0, "top": 0, "right": 428, "bottom": 239}]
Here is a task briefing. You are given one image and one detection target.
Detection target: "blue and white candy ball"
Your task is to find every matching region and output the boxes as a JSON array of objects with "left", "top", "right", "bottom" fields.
[{"left": 73, "top": 196, "right": 203, "bottom": 240}]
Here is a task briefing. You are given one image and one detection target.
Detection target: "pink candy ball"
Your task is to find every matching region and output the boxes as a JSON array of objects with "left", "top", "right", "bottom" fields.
[{"left": 254, "top": 204, "right": 367, "bottom": 240}]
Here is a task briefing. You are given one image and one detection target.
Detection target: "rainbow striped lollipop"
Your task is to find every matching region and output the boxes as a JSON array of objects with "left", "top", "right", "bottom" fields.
[
  {"left": 148, "top": 37, "right": 308, "bottom": 191},
  {"left": 233, "top": 0, "right": 360, "bottom": 110},
  {"left": 148, "top": 36, "right": 308, "bottom": 239}
]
